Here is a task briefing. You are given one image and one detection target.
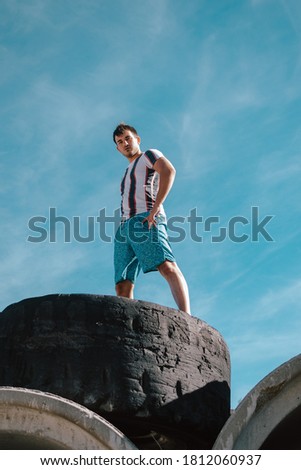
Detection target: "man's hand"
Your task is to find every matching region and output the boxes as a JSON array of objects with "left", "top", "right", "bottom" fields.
[
  {"left": 142, "top": 156, "right": 176, "bottom": 229},
  {"left": 142, "top": 207, "right": 161, "bottom": 229}
]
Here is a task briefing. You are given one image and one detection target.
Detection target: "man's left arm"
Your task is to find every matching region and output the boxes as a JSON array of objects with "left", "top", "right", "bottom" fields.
[{"left": 143, "top": 156, "right": 176, "bottom": 229}]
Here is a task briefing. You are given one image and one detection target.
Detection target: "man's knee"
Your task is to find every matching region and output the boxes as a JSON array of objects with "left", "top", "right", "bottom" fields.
[
  {"left": 115, "top": 280, "right": 134, "bottom": 298},
  {"left": 157, "top": 260, "right": 178, "bottom": 278}
]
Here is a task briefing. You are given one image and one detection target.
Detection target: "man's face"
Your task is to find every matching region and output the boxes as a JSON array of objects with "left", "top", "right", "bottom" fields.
[{"left": 115, "top": 130, "right": 141, "bottom": 159}]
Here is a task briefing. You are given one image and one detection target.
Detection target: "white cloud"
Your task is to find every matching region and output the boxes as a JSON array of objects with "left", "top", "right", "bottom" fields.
[
  {"left": 1, "top": 1, "right": 301, "bottom": 419},
  {"left": 257, "top": 152, "right": 301, "bottom": 186},
  {"left": 255, "top": 278, "right": 301, "bottom": 318},
  {"left": 279, "top": 0, "right": 301, "bottom": 40},
  {"left": 0, "top": 224, "right": 117, "bottom": 313},
  {"left": 1, "top": 0, "right": 51, "bottom": 33}
]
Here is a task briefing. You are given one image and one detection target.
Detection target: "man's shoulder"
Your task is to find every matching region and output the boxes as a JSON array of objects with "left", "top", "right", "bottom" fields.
[{"left": 143, "top": 149, "right": 164, "bottom": 165}]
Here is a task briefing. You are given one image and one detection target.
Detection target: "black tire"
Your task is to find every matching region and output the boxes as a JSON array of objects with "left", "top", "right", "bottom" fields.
[{"left": 0, "top": 294, "right": 230, "bottom": 449}]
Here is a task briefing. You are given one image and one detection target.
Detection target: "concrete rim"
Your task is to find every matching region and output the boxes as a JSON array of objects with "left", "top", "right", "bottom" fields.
[
  {"left": 213, "top": 354, "right": 301, "bottom": 449},
  {"left": 0, "top": 387, "right": 137, "bottom": 450}
]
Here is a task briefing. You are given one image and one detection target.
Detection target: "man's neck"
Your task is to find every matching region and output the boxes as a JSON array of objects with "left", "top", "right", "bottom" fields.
[{"left": 128, "top": 150, "right": 143, "bottom": 164}]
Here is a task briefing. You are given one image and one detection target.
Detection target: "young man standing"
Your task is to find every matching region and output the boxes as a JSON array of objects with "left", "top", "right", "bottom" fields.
[{"left": 113, "top": 123, "right": 191, "bottom": 315}]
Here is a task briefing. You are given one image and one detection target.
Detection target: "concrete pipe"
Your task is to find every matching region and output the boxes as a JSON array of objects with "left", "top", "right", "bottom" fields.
[
  {"left": 0, "top": 387, "right": 137, "bottom": 449},
  {"left": 213, "top": 354, "right": 301, "bottom": 450}
]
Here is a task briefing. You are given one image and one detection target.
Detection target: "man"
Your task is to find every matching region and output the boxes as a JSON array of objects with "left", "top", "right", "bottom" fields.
[{"left": 113, "top": 123, "right": 191, "bottom": 314}]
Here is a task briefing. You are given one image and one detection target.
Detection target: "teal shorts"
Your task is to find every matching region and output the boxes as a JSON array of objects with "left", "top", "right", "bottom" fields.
[{"left": 114, "top": 212, "right": 176, "bottom": 285}]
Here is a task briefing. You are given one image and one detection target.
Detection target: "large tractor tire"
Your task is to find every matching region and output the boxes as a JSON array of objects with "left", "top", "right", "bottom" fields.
[{"left": 0, "top": 294, "right": 230, "bottom": 449}]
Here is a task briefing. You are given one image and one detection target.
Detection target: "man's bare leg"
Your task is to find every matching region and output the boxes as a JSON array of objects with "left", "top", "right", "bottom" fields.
[
  {"left": 115, "top": 280, "right": 134, "bottom": 298},
  {"left": 157, "top": 261, "right": 191, "bottom": 314}
]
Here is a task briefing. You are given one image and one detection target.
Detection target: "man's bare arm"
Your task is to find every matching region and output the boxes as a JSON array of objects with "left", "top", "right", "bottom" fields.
[{"left": 143, "top": 156, "right": 176, "bottom": 228}]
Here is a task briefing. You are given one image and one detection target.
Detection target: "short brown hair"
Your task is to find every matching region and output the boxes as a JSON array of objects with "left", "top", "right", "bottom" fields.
[{"left": 113, "top": 123, "right": 138, "bottom": 144}]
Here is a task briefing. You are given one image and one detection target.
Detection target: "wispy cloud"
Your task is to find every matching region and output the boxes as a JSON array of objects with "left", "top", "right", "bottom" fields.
[
  {"left": 255, "top": 278, "right": 301, "bottom": 318},
  {"left": 176, "top": 0, "right": 301, "bottom": 185},
  {"left": 1, "top": 0, "right": 51, "bottom": 33},
  {"left": 0, "top": 236, "right": 86, "bottom": 312},
  {"left": 279, "top": 0, "right": 301, "bottom": 40},
  {"left": 229, "top": 328, "right": 300, "bottom": 369},
  {"left": 1, "top": 0, "right": 301, "bottom": 413}
]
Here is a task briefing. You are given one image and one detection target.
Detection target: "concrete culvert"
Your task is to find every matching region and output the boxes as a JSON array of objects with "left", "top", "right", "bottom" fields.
[
  {"left": 0, "top": 294, "right": 230, "bottom": 449},
  {"left": 0, "top": 387, "right": 137, "bottom": 450},
  {"left": 213, "top": 354, "right": 301, "bottom": 450}
]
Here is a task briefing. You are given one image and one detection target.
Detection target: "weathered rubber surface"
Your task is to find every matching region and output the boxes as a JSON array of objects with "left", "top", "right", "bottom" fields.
[{"left": 0, "top": 294, "right": 230, "bottom": 449}]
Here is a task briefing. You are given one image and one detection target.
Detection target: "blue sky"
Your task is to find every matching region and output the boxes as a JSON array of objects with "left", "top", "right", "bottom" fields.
[{"left": 1, "top": 0, "right": 301, "bottom": 408}]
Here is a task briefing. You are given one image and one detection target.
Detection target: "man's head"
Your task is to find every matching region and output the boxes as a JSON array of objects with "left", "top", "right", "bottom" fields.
[
  {"left": 113, "top": 123, "right": 138, "bottom": 144},
  {"left": 113, "top": 123, "right": 141, "bottom": 160}
]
